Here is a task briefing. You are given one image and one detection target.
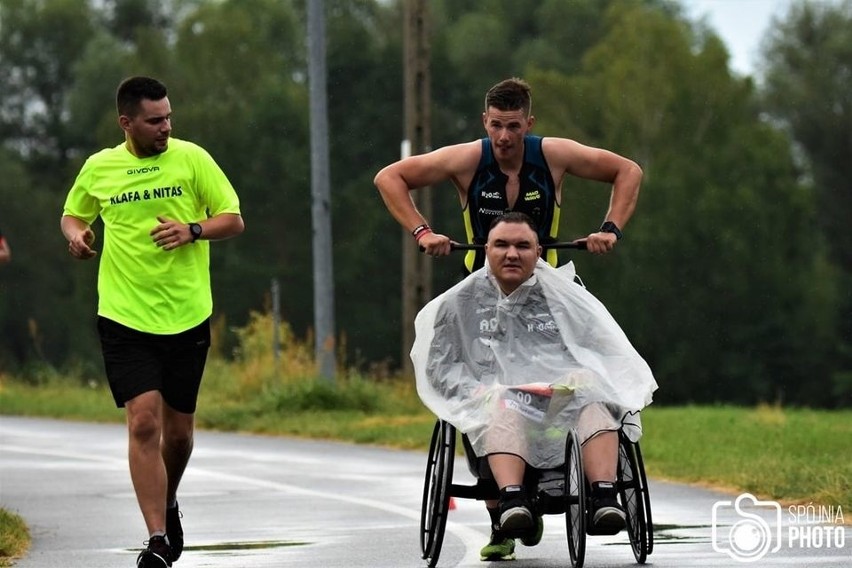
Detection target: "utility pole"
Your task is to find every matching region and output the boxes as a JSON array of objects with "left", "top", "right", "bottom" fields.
[
  {"left": 401, "top": 0, "right": 432, "bottom": 375},
  {"left": 271, "top": 278, "right": 281, "bottom": 365},
  {"left": 307, "top": 0, "right": 336, "bottom": 380}
]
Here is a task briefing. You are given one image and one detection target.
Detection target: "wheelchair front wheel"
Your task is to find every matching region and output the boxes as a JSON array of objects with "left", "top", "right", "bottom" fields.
[
  {"left": 420, "top": 419, "right": 456, "bottom": 567},
  {"left": 564, "top": 428, "right": 586, "bottom": 568}
]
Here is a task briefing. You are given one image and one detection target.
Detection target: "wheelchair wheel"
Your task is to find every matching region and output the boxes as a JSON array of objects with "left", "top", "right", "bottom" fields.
[
  {"left": 617, "top": 432, "right": 653, "bottom": 563},
  {"left": 420, "top": 419, "right": 456, "bottom": 567},
  {"left": 564, "top": 428, "right": 586, "bottom": 568}
]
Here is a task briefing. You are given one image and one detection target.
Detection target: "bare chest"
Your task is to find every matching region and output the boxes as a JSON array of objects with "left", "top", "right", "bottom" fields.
[{"left": 504, "top": 172, "right": 520, "bottom": 208}]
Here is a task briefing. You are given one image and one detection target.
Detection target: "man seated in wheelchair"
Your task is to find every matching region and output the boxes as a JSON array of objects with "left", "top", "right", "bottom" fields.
[{"left": 411, "top": 212, "right": 657, "bottom": 560}]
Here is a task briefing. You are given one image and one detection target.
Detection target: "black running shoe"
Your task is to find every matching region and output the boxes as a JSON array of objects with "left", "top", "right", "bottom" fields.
[
  {"left": 498, "top": 485, "right": 533, "bottom": 534},
  {"left": 166, "top": 502, "right": 184, "bottom": 561},
  {"left": 589, "top": 481, "right": 626, "bottom": 534},
  {"left": 590, "top": 498, "right": 626, "bottom": 533},
  {"left": 136, "top": 535, "right": 173, "bottom": 567},
  {"left": 520, "top": 514, "right": 544, "bottom": 547}
]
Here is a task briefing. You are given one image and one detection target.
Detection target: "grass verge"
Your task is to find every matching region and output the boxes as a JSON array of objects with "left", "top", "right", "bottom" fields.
[
  {"left": 639, "top": 404, "right": 851, "bottom": 509},
  {"left": 0, "top": 510, "right": 29, "bottom": 567}
]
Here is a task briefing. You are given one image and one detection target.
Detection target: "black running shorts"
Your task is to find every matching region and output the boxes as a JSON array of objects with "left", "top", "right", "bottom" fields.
[{"left": 97, "top": 316, "right": 211, "bottom": 414}]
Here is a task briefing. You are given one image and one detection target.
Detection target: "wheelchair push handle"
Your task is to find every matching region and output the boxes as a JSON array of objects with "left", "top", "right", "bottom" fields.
[{"left": 420, "top": 239, "right": 589, "bottom": 252}]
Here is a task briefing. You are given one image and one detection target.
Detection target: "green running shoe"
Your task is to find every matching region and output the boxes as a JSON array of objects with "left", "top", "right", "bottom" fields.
[
  {"left": 480, "top": 531, "right": 516, "bottom": 561},
  {"left": 520, "top": 515, "right": 544, "bottom": 547}
]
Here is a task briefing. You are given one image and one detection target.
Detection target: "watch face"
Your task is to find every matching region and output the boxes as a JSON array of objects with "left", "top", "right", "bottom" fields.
[{"left": 190, "top": 223, "right": 202, "bottom": 239}]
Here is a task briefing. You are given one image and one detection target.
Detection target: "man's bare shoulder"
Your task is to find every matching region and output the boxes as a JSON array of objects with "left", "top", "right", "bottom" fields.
[
  {"left": 541, "top": 136, "right": 585, "bottom": 158},
  {"left": 429, "top": 139, "right": 482, "bottom": 166},
  {"left": 434, "top": 140, "right": 483, "bottom": 190},
  {"left": 541, "top": 136, "right": 601, "bottom": 173},
  {"left": 375, "top": 139, "right": 482, "bottom": 190},
  {"left": 405, "top": 139, "right": 482, "bottom": 182}
]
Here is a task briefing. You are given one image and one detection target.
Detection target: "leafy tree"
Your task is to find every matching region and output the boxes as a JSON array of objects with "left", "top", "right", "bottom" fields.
[
  {"left": 529, "top": 0, "right": 838, "bottom": 405},
  {"left": 762, "top": 0, "right": 852, "bottom": 266},
  {"left": 0, "top": 0, "right": 96, "bottom": 184},
  {"left": 0, "top": 0, "right": 104, "bottom": 371},
  {"left": 0, "top": 147, "right": 100, "bottom": 372},
  {"left": 323, "top": 0, "right": 409, "bottom": 365},
  {"left": 760, "top": 0, "right": 852, "bottom": 404}
]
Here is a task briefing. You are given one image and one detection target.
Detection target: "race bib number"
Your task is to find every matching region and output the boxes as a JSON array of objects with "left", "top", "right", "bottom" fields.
[{"left": 501, "top": 387, "right": 552, "bottom": 423}]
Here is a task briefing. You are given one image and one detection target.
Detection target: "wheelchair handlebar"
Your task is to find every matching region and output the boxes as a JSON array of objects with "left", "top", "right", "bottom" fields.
[
  {"left": 451, "top": 240, "right": 587, "bottom": 251},
  {"left": 420, "top": 240, "right": 589, "bottom": 252}
]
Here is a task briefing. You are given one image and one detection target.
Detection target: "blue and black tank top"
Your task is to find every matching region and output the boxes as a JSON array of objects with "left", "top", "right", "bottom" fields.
[{"left": 462, "top": 135, "right": 560, "bottom": 273}]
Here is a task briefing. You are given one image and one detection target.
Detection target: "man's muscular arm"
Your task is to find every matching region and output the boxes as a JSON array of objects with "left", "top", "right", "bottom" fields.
[{"left": 374, "top": 141, "right": 481, "bottom": 255}]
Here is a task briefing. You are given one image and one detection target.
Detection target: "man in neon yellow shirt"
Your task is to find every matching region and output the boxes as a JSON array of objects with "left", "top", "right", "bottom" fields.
[{"left": 61, "top": 76, "right": 244, "bottom": 568}]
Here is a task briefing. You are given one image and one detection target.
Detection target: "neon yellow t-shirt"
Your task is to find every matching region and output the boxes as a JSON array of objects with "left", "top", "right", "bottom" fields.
[{"left": 63, "top": 138, "right": 241, "bottom": 334}]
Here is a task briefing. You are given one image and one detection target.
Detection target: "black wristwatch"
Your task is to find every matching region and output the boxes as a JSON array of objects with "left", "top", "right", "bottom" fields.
[
  {"left": 600, "top": 221, "right": 623, "bottom": 240},
  {"left": 189, "top": 223, "right": 203, "bottom": 242}
]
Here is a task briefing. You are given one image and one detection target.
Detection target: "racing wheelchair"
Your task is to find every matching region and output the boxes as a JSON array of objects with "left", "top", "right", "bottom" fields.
[
  {"left": 417, "top": 242, "right": 653, "bottom": 567},
  {"left": 420, "top": 419, "right": 653, "bottom": 567}
]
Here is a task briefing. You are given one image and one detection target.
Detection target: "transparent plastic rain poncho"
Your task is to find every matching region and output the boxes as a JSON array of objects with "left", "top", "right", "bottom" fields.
[{"left": 411, "top": 259, "right": 658, "bottom": 469}]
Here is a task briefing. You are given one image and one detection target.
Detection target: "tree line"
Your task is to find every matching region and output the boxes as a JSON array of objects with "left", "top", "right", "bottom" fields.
[{"left": 0, "top": 0, "right": 849, "bottom": 407}]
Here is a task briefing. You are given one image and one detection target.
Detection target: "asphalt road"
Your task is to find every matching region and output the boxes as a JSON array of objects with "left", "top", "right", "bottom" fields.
[{"left": 1, "top": 416, "right": 849, "bottom": 567}]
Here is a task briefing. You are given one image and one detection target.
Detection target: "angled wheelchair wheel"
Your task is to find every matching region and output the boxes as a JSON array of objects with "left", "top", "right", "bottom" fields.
[
  {"left": 564, "top": 428, "right": 586, "bottom": 568},
  {"left": 617, "top": 432, "right": 653, "bottom": 563},
  {"left": 420, "top": 419, "right": 456, "bottom": 568}
]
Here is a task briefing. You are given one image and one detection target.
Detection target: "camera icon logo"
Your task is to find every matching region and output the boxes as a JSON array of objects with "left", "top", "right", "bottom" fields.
[{"left": 712, "top": 493, "right": 782, "bottom": 562}]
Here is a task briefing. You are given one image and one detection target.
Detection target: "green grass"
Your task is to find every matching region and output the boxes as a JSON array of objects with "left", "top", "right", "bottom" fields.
[
  {"left": 640, "top": 404, "right": 852, "bottom": 509},
  {"left": 0, "top": 380, "right": 124, "bottom": 424},
  {"left": 0, "top": 510, "right": 29, "bottom": 567}
]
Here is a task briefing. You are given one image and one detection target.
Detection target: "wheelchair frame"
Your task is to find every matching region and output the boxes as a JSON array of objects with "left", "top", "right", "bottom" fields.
[{"left": 420, "top": 419, "right": 653, "bottom": 568}]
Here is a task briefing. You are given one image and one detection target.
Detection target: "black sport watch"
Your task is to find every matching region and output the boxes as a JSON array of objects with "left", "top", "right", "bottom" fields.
[
  {"left": 189, "top": 223, "right": 203, "bottom": 242},
  {"left": 599, "top": 221, "right": 623, "bottom": 240}
]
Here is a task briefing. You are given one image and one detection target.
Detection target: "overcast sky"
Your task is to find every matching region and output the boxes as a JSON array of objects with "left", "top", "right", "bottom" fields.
[{"left": 680, "top": 0, "right": 796, "bottom": 76}]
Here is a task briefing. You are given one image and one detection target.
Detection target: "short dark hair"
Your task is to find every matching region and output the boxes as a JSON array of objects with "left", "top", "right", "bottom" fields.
[
  {"left": 116, "top": 76, "right": 168, "bottom": 117},
  {"left": 488, "top": 211, "right": 539, "bottom": 241},
  {"left": 484, "top": 77, "right": 532, "bottom": 116}
]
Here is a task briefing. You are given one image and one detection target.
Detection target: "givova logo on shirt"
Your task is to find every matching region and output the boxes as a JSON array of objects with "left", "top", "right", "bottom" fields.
[{"left": 126, "top": 166, "right": 160, "bottom": 175}]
